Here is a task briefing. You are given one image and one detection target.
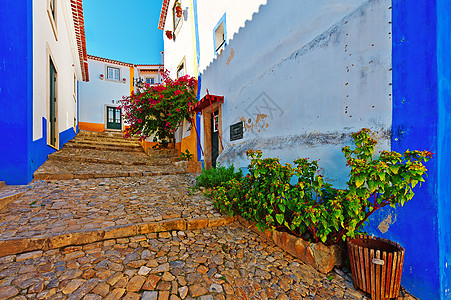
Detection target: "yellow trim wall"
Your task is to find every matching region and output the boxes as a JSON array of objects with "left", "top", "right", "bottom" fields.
[
  {"left": 79, "top": 122, "right": 104, "bottom": 132},
  {"left": 130, "top": 66, "right": 134, "bottom": 94}
]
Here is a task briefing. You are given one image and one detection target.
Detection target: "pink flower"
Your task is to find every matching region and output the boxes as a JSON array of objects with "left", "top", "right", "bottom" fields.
[
  {"left": 174, "top": 90, "right": 182, "bottom": 96},
  {"left": 176, "top": 108, "right": 180, "bottom": 112}
]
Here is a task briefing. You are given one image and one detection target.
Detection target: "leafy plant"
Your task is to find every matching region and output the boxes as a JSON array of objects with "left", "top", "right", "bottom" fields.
[
  {"left": 333, "top": 128, "right": 433, "bottom": 242},
  {"left": 208, "top": 129, "right": 432, "bottom": 245},
  {"left": 120, "top": 69, "right": 197, "bottom": 147},
  {"left": 179, "top": 149, "right": 194, "bottom": 161},
  {"left": 195, "top": 164, "right": 243, "bottom": 190}
]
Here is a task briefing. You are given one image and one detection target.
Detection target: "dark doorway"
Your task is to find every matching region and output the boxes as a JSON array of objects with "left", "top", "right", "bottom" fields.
[
  {"left": 49, "top": 59, "right": 57, "bottom": 147},
  {"left": 107, "top": 106, "right": 122, "bottom": 130},
  {"left": 211, "top": 111, "right": 219, "bottom": 168}
]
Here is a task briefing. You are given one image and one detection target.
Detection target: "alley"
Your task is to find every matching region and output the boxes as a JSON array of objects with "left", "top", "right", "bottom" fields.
[{"left": 0, "top": 132, "right": 412, "bottom": 299}]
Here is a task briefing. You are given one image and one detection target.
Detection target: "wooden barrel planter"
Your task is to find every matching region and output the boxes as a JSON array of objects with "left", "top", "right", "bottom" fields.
[{"left": 347, "top": 235, "right": 405, "bottom": 300}]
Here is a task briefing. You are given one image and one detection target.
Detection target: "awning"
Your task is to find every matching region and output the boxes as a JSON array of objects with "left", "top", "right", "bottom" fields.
[{"left": 189, "top": 94, "right": 224, "bottom": 113}]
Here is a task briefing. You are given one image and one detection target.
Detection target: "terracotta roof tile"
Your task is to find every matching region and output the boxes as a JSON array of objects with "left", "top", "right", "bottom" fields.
[
  {"left": 71, "top": 0, "right": 89, "bottom": 81},
  {"left": 158, "top": 0, "right": 170, "bottom": 30}
]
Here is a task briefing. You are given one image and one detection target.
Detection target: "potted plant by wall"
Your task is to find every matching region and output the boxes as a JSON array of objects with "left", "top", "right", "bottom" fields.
[
  {"left": 175, "top": 3, "right": 183, "bottom": 18},
  {"left": 165, "top": 30, "right": 173, "bottom": 40},
  {"left": 342, "top": 129, "right": 432, "bottom": 300},
  {"left": 173, "top": 149, "right": 202, "bottom": 173}
]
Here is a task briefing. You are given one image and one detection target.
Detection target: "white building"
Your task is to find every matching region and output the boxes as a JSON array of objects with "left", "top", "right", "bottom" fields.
[
  {"left": 79, "top": 55, "right": 133, "bottom": 132},
  {"left": 0, "top": 0, "right": 89, "bottom": 184},
  {"left": 158, "top": 0, "right": 266, "bottom": 167},
  {"left": 78, "top": 56, "right": 164, "bottom": 133}
]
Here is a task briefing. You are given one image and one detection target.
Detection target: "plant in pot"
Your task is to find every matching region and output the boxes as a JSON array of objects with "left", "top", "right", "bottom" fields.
[
  {"left": 165, "top": 30, "right": 173, "bottom": 40},
  {"left": 341, "top": 129, "right": 432, "bottom": 299},
  {"left": 175, "top": 3, "right": 183, "bottom": 18}
]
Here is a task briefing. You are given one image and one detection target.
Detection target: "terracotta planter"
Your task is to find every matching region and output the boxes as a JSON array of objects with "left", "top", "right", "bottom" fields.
[
  {"left": 176, "top": 7, "right": 182, "bottom": 18},
  {"left": 347, "top": 235, "right": 405, "bottom": 300}
]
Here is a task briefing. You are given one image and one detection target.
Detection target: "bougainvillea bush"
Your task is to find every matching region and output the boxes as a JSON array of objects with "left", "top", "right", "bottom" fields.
[
  {"left": 120, "top": 70, "right": 197, "bottom": 146},
  {"left": 207, "top": 129, "right": 433, "bottom": 245}
]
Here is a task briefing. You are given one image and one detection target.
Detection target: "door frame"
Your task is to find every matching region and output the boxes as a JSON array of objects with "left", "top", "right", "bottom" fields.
[
  {"left": 202, "top": 102, "right": 223, "bottom": 170},
  {"left": 104, "top": 104, "right": 123, "bottom": 131},
  {"left": 47, "top": 51, "right": 59, "bottom": 149}
]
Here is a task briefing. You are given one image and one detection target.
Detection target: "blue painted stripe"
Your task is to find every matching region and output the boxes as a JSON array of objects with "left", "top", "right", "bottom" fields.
[
  {"left": 437, "top": 0, "right": 451, "bottom": 296},
  {"left": 0, "top": 1, "right": 34, "bottom": 184},
  {"left": 192, "top": 0, "right": 203, "bottom": 162},
  {"left": 384, "top": 0, "right": 440, "bottom": 298}
]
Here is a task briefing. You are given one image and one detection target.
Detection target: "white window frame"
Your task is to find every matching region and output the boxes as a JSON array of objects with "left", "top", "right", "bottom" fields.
[
  {"left": 106, "top": 66, "right": 121, "bottom": 82},
  {"left": 173, "top": 1, "right": 183, "bottom": 37},
  {"left": 47, "top": 0, "right": 58, "bottom": 40}
]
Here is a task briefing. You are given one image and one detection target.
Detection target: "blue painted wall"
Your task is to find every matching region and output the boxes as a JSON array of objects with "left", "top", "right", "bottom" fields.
[
  {"left": 0, "top": 2, "right": 77, "bottom": 185},
  {"left": 0, "top": 1, "right": 33, "bottom": 185},
  {"left": 437, "top": 0, "right": 451, "bottom": 296},
  {"left": 367, "top": 0, "right": 447, "bottom": 298}
]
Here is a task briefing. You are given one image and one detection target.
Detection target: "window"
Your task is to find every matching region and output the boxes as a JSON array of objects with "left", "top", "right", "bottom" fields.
[
  {"left": 73, "top": 73, "right": 77, "bottom": 101},
  {"left": 107, "top": 66, "right": 120, "bottom": 81},
  {"left": 177, "top": 63, "right": 185, "bottom": 79},
  {"left": 173, "top": 1, "right": 182, "bottom": 33},
  {"left": 214, "top": 14, "right": 226, "bottom": 53},
  {"left": 146, "top": 78, "right": 155, "bottom": 85},
  {"left": 47, "top": 0, "right": 58, "bottom": 39},
  {"left": 50, "top": 0, "right": 55, "bottom": 19},
  {"left": 212, "top": 111, "right": 219, "bottom": 132}
]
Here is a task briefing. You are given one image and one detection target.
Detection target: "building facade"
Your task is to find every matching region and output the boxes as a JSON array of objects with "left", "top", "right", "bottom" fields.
[
  {"left": 78, "top": 55, "right": 133, "bottom": 132},
  {"left": 78, "top": 57, "right": 164, "bottom": 139},
  {"left": 0, "top": 0, "right": 89, "bottom": 185},
  {"left": 160, "top": 0, "right": 450, "bottom": 298}
]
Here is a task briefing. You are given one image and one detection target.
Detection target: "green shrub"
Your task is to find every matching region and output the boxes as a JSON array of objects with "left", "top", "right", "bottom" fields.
[
  {"left": 208, "top": 129, "right": 432, "bottom": 245},
  {"left": 195, "top": 164, "right": 243, "bottom": 189}
]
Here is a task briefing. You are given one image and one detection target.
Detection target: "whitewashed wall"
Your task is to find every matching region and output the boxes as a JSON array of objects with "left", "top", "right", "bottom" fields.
[
  {"left": 79, "top": 59, "right": 130, "bottom": 125},
  {"left": 33, "top": 0, "right": 82, "bottom": 144},
  {"left": 163, "top": 0, "right": 197, "bottom": 79},
  {"left": 200, "top": 0, "right": 392, "bottom": 187},
  {"left": 197, "top": 0, "right": 267, "bottom": 73}
]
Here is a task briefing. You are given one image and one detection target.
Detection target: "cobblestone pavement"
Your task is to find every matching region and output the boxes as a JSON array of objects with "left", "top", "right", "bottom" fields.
[
  {"left": 0, "top": 175, "right": 216, "bottom": 240},
  {"left": 0, "top": 224, "right": 377, "bottom": 300},
  {"left": 0, "top": 131, "right": 416, "bottom": 299}
]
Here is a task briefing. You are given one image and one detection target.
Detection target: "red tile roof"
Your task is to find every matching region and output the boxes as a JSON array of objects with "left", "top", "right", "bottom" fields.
[
  {"left": 71, "top": 0, "right": 89, "bottom": 81},
  {"left": 158, "top": 0, "right": 170, "bottom": 30},
  {"left": 88, "top": 55, "right": 135, "bottom": 67}
]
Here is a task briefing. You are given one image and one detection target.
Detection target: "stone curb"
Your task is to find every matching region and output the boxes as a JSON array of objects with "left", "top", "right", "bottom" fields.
[
  {"left": 33, "top": 170, "right": 186, "bottom": 181},
  {"left": 236, "top": 216, "right": 345, "bottom": 273},
  {"left": 0, "top": 191, "right": 26, "bottom": 211},
  {"left": 0, "top": 216, "right": 236, "bottom": 258}
]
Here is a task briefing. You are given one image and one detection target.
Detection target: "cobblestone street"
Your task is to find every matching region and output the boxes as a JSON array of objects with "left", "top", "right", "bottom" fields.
[{"left": 0, "top": 132, "right": 414, "bottom": 299}]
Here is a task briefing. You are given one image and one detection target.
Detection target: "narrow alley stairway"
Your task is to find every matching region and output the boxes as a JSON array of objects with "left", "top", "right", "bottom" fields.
[
  {"left": 34, "top": 131, "right": 183, "bottom": 180},
  {"left": 0, "top": 132, "right": 414, "bottom": 299}
]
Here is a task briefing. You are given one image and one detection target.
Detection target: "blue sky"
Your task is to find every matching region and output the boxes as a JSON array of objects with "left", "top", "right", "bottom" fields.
[{"left": 83, "top": 0, "right": 163, "bottom": 65}]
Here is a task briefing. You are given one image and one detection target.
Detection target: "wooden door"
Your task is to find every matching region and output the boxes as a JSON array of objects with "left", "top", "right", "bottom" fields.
[{"left": 106, "top": 106, "right": 122, "bottom": 130}]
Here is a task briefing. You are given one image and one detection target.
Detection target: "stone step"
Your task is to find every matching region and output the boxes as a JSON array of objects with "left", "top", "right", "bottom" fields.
[
  {"left": 64, "top": 143, "right": 143, "bottom": 152},
  {"left": 33, "top": 168, "right": 185, "bottom": 181},
  {"left": 146, "top": 148, "right": 179, "bottom": 158},
  {"left": 78, "top": 130, "right": 126, "bottom": 139},
  {"left": 47, "top": 153, "right": 173, "bottom": 166},
  {"left": 68, "top": 139, "right": 142, "bottom": 148},
  {"left": 0, "top": 216, "right": 236, "bottom": 257},
  {"left": 0, "top": 191, "right": 26, "bottom": 211},
  {"left": 75, "top": 136, "right": 141, "bottom": 144}
]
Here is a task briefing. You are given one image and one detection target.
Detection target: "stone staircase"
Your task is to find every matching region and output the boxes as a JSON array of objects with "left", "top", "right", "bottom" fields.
[
  {"left": 34, "top": 130, "right": 184, "bottom": 180},
  {"left": 0, "top": 181, "right": 26, "bottom": 211}
]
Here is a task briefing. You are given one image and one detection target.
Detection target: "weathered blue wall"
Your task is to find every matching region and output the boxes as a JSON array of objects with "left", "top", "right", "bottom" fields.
[
  {"left": 437, "top": 0, "right": 451, "bottom": 296},
  {"left": 0, "top": 1, "right": 33, "bottom": 185},
  {"left": 367, "top": 0, "right": 442, "bottom": 298}
]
